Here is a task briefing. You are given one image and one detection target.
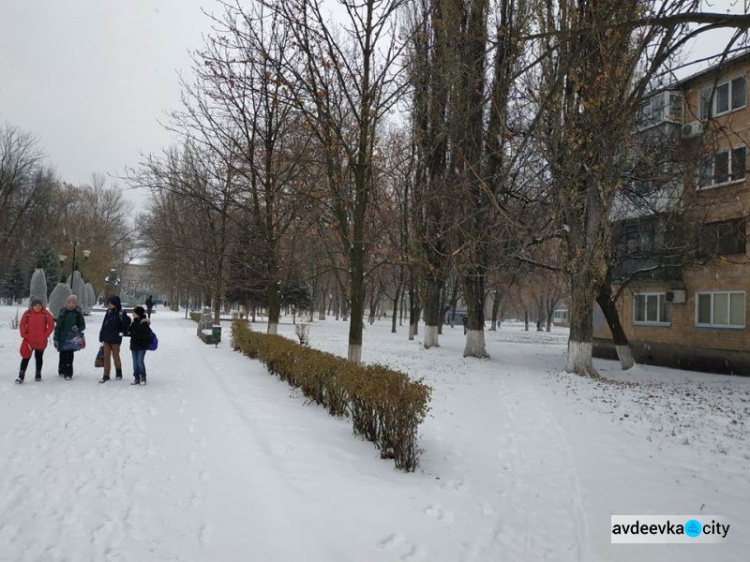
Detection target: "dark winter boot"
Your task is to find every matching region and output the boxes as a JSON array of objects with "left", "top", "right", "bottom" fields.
[
  {"left": 131, "top": 375, "right": 141, "bottom": 386},
  {"left": 115, "top": 368, "right": 123, "bottom": 380},
  {"left": 99, "top": 374, "right": 110, "bottom": 384},
  {"left": 35, "top": 370, "right": 42, "bottom": 382},
  {"left": 15, "top": 371, "right": 25, "bottom": 384},
  {"left": 139, "top": 374, "right": 147, "bottom": 386}
]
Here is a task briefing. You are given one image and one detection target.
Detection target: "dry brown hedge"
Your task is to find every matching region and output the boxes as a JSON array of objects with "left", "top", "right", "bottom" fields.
[{"left": 231, "top": 320, "right": 431, "bottom": 471}]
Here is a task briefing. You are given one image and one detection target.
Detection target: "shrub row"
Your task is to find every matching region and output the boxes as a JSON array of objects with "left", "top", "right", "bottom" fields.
[{"left": 231, "top": 320, "right": 431, "bottom": 472}]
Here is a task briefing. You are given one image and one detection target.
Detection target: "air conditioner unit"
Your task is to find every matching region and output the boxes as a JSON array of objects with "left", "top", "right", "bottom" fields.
[
  {"left": 666, "top": 290, "right": 686, "bottom": 304},
  {"left": 681, "top": 121, "right": 704, "bottom": 138}
]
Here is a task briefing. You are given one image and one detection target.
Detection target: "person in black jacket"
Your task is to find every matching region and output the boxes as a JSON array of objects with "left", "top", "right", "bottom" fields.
[
  {"left": 145, "top": 295, "right": 154, "bottom": 318},
  {"left": 129, "top": 306, "right": 152, "bottom": 386},
  {"left": 98, "top": 295, "right": 131, "bottom": 383}
]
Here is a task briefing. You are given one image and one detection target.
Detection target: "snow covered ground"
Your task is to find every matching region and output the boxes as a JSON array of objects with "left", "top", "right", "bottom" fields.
[{"left": 0, "top": 304, "right": 748, "bottom": 562}]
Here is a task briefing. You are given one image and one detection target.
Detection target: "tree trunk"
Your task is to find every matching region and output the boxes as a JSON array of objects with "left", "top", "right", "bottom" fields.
[
  {"left": 318, "top": 290, "right": 327, "bottom": 320},
  {"left": 463, "top": 269, "right": 488, "bottom": 358},
  {"left": 391, "top": 281, "right": 401, "bottom": 334},
  {"left": 408, "top": 285, "right": 419, "bottom": 340},
  {"left": 490, "top": 292, "right": 500, "bottom": 331},
  {"left": 368, "top": 288, "right": 377, "bottom": 325},
  {"left": 422, "top": 277, "right": 441, "bottom": 349},
  {"left": 596, "top": 284, "right": 635, "bottom": 370},
  {"left": 267, "top": 276, "right": 280, "bottom": 335},
  {"left": 347, "top": 245, "right": 365, "bottom": 363},
  {"left": 567, "top": 282, "right": 596, "bottom": 376}
]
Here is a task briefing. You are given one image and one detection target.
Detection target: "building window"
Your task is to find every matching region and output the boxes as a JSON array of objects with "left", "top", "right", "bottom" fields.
[
  {"left": 696, "top": 291, "right": 745, "bottom": 328},
  {"left": 698, "top": 146, "right": 746, "bottom": 188},
  {"left": 699, "top": 76, "right": 747, "bottom": 118},
  {"left": 553, "top": 309, "right": 568, "bottom": 323},
  {"left": 699, "top": 218, "right": 747, "bottom": 256},
  {"left": 633, "top": 293, "right": 670, "bottom": 325}
]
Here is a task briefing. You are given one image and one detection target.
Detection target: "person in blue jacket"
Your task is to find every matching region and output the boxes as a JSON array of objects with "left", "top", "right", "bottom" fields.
[
  {"left": 128, "top": 306, "right": 152, "bottom": 386},
  {"left": 98, "top": 295, "right": 131, "bottom": 383}
]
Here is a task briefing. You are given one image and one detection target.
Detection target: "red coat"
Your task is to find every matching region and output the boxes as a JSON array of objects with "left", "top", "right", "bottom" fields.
[{"left": 19, "top": 308, "right": 56, "bottom": 350}]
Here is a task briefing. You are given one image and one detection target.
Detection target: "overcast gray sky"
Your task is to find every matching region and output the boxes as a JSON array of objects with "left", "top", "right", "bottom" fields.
[
  {"left": 0, "top": 0, "right": 745, "bottom": 202},
  {"left": 0, "top": 0, "right": 214, "bottom": 203}
]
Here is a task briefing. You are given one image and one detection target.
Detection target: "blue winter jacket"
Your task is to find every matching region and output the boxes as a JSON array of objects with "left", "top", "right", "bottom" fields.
[{"left": 99, "top": 296, "right": 132, "bottom": 344}]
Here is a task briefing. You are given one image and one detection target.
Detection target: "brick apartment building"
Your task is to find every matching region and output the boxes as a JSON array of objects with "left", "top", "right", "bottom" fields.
[{"left": 594, "top": 51, "right": 750, "bottom": 374}]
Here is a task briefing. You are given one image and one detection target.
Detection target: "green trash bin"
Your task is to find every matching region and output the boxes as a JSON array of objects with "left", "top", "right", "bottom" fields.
[{"left": 211, "top": 325, "right": 222, "bottom": 345}]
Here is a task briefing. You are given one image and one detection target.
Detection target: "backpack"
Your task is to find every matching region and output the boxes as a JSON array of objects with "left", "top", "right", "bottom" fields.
[{"left": 148, "top": 330, "right": 158, "bottom": 351}]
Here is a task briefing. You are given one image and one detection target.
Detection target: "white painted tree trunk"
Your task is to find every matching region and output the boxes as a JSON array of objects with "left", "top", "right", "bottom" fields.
[
  {"left": 566, "top": 341, "right": 596, "bottom": 375},
  {"left": 408, "top": 323, "right": 416, "bottom": 341},
  {"left": 463, "top": 329, "right": 489, "bottom": 358},
  {"left": 423, "top": 325, "right": 439, "bottom": 349},
  {"left": 616, "top": 345, "right": 635, "bottom": 370},
  {"left": 267, "top": 322, "right": 278, "bottom": 335},
  {"left": 348, "top": 343, "right": 362, "bottom": 363}
]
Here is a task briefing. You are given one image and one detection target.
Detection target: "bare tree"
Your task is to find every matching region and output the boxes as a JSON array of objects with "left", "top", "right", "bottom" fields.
[
  {"left": 261, "top": 0, "right": 410, "bottom": 362},
  {"left": 182, "top": 2, "right": 310, "bottom": 334},
  {"left": 532, "top": 0, "right": 724, "bottom": 375},
  {"left": 138, "top": 144, "right": 236, "bottom": 323},
  {"left": 0, "top": 124, "right": 48, "bottom": 272}
]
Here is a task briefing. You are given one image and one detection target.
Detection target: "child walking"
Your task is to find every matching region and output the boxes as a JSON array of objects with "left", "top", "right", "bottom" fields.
[
  {"left": 16, "top": 296, "right": 56, "bottom": 383},
  {"left": 128, "top": 306, "right": 152, "bottom": 386}
]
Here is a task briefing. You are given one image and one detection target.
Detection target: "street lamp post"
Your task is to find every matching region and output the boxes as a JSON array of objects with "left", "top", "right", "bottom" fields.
[{"left": 58, "top": 239, "right": 91, "bottom": 287}]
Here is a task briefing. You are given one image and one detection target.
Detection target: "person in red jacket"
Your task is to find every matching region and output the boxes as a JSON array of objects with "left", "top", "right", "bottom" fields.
[{"left": 16, "top": 296, "right": 56, "bottom": 383}]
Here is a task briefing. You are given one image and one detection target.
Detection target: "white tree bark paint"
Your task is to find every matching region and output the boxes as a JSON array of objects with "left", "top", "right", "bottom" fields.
[
  {"left": 423, "top": 325, "right": 440, "bottom": 349},
  {"left": 566, "top": 341, "right": 595, "bottom": 375},
  {"left": 348, "top": 344, "right": 362, "bottom": 363},
  {"left": 408, "top": 324, "right": 416, "bottom": 341},
  {"left": 616, "top": 345, "right": 635, "bottom": 370},
  {"left": 267, "top": 322, "right": 278, "bottom": 335},
  {"left": 463, "top": 330, "right": 489, "bottom": 358}
]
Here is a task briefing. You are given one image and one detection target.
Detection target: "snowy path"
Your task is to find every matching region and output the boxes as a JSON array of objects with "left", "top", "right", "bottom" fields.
[{"left": 1, "top": 308, "right": 748, "bottom": 561}]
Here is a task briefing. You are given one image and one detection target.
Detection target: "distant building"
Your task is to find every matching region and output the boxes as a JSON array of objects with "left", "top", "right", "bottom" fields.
[{"left": 120, "top": 263, "right": 155, "bottom": 306}]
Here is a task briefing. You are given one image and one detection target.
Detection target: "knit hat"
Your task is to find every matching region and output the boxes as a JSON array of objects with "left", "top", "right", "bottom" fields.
[
  {"left": 133, "top": 306, "right": 146, "bottom": 318},
  {"left": 30, "top": 296, "right": 44, "bottom": 307}
]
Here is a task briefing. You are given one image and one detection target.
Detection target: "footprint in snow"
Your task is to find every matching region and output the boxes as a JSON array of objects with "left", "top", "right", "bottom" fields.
[
  {"left": 191, "top": 492, "right": 203, "bottom": 507},
  {"left": 424, "top": 504, "right": 455, "bottom": 524},
  {"left": 377, "top": 533, "right": 408, "bottom": 549},
  {"left": 199, "top": 523, "right": 214, "bottom": 548}
]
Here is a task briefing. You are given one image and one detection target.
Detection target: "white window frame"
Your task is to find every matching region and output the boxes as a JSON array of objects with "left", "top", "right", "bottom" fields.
[
  {"left": 698, "top": 75, "right": 747, "bottom": 119},
  {"left": 695, "top": 291, "right": 746, "bottom": 329},
  {"left": 638, "top": 91, "right": 684, "bottom": 130},
  {"left": 697, "top": 145, "right": 746, "bottom": 190},
  {"left": 632, "top": 293, "right": 671, "bottom": 326}
]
